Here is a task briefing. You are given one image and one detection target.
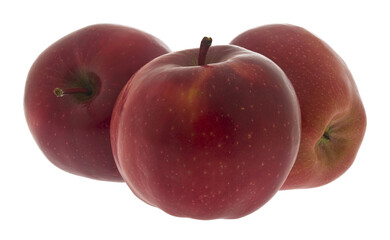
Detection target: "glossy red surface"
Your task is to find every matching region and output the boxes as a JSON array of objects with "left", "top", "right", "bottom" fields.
[
  {"left": 231, "top": 24, "right": 366, "bottom": 189},
  {"left": 111, "top": 45, "right": 301, "bottom": 219},
  {"left": 24, "top": 24, "right": 170, "bottom": 181}
]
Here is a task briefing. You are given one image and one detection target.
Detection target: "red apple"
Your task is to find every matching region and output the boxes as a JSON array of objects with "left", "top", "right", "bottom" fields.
[
  {"left": 231, "top": 24, "right": 367, "bottom": 189},
  {"left": 110, "top": 37, "right": 301, "bottom": 219},
  {"left": 24, "top": 24, "right": 170, "bottom": 181}
]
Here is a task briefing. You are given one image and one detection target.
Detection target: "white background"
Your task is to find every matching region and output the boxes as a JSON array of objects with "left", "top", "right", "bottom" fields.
[{"left": 1, "top": 0, "right": 389, "bottom": 239}]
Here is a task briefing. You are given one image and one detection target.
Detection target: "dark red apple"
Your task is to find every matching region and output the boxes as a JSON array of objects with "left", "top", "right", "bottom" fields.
[
  {"left": 231, "top": 24, "right": 367, "bottom": 189},
  {"left": 110, "top": 37, "right": 301, "bottom": 219},
  {"left": 24, "top": 24, "right": 170, "bottom": 181}
]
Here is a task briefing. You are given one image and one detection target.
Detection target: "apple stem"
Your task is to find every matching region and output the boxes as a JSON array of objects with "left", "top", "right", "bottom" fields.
[
  {"left": 53, "top": 87, "right": 91, "bottom": 97},
  {"left": 198, "top": 37, "right": 212, "bottom": 66}
]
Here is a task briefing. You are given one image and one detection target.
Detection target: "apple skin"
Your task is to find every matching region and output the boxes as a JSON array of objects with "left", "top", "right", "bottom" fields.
[
  {"left": 24, "top": 24, "right": 170, "bottom": 181},
  {"left": 231, "top": 24, "right": 367, "bottom": 189},
  {"left": 110, "top": 44, "right": 301, "bottom": 219}
]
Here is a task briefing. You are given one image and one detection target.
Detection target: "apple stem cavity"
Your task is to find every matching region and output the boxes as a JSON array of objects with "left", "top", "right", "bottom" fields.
[
  {"left": 198, "top": 37, "right": 212, "bottom": 66},
  {"left": 53, "top": 87, "right": 91, "bottom": 98},
  {"left": 318, "top": 125, "right": 332, "bottom": 144},
  {"left": 322, "top": 131, "right": 331, "bottom": 141}
]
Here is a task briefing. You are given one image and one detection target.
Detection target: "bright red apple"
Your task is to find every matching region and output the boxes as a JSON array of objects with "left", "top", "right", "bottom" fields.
[
  {"left": 231, "top": 24, "right": 367, "bottom": 189},
  {"left": 110, "top": 37, "right": 301, "bottom": 219},
  {"left": 24, "top": 24, "right": 170, "bottom": 181}
]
